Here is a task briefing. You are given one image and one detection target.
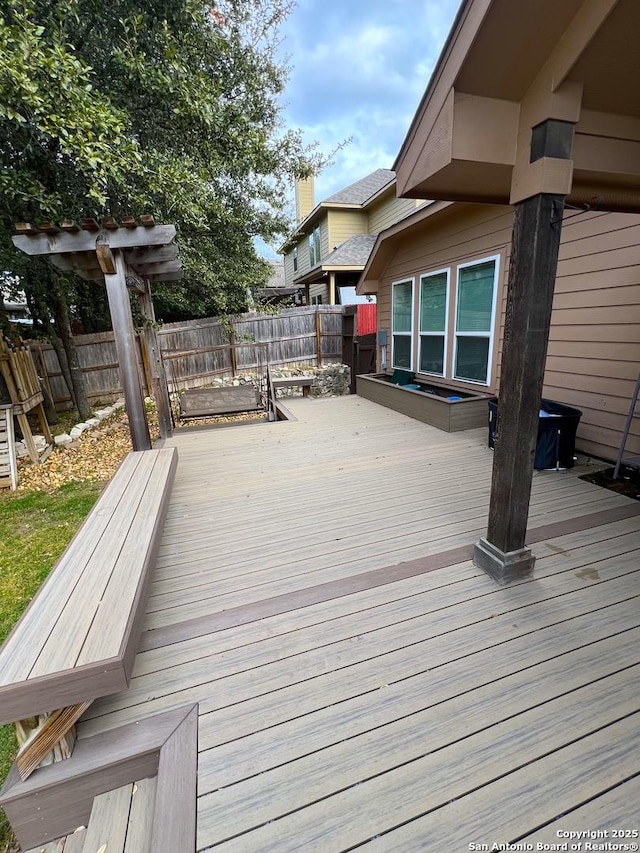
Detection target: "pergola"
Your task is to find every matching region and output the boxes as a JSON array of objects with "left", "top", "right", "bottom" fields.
[{"left": 12, "top": 216, "right": 179, "bottom": 450}]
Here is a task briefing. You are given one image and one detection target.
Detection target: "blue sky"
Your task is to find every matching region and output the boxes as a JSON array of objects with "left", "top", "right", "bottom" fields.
[{"left": 275, "top": 0, "right": 461, "bottom": 208}]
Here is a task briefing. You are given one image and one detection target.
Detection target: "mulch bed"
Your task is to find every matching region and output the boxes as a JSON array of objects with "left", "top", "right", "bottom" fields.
[{"left": 579, "top": 466, "right": 640, "bottom": 501}]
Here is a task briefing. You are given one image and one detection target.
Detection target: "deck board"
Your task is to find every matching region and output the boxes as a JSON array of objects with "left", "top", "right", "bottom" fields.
[{"left": 75, "top": 396, "right": 640, "bottom": 850}]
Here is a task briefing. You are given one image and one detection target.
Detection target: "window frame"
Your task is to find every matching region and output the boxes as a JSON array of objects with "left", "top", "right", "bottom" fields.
[
  {"left": 452, "top": 254, "right": 500, "bottom": 386},
  {"left": 391, "top": 277, "right": 415, "bottom": 371},
  {"left": 308, "top": 226, "right": 321, "bottom": 267},
  {"left": 418, "top": 267, "right": 450, "bottom": 378},
  {"left": 292, "top": 245, "right": 298, "bottom": 272}
]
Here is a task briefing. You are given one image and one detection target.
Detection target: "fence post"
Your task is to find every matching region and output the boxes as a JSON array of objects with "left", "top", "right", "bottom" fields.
[
  {"left": 229, "top": 325, "right": 237, "bottom": 377},
  {"left": 315, "top": 308, "right": 322, "bottom": 367}
]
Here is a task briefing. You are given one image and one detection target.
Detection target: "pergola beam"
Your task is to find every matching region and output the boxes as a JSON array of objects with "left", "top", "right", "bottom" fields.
[
  {"left": 134, "top": 260, "right": 181, "bottom": 276},
  {"left": 13, "top": 225, "right": 177, "bottom": 256},
  {"left": 124, "top": 245, "right": 179, "bottom": 264},
  {"left": 13, "top": 218, "right": 180, "bottom": 447}
]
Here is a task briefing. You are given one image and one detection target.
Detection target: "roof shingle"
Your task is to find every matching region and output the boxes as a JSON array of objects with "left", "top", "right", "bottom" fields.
[
  {"left": 323, "top": 169, "right": 395, "bottom": 206},
  {"left": 323, "top": 234, "right": 377, "bottom": 267}
]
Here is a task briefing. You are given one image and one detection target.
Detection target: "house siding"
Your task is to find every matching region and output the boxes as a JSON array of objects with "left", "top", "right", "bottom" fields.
[
  {"left": 309, "top": 282, "right": 329, "bottom": 303},
  {"left": 368, "top": 196, "right": 419, "bottom": 234},
  {"left": 283, "top": 249, "right": 296, "bottom": 286},
  {"left": 373, "top": 205, "right": 640, "bottom": 462},
  {"left": 319, "top": 218, "right": 330, "bottom": 261},
  {"left": 328, "top": 210, "right": 368, "bottom": 251},
  {"left": 544, "top": 211, "right": 640, "bottom": 462}
]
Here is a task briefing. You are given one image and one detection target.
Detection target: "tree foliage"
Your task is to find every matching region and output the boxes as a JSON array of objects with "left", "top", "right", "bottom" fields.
[{"left": 0, "top": 0, "right": 324, "bottom": 322}]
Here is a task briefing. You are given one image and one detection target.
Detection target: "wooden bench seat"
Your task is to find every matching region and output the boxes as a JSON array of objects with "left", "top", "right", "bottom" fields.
[
  {"left": 0, "top": 448, "right": 177, "bottom": 767},
  {"left": 272, "top": 376, "right": 314, "bottom": 397},
  {"left": 179, "top": 386, "right": 262, "bottom": 417},
  {"left": 6, "top": 704, "right": 197, "bottom": 852}
]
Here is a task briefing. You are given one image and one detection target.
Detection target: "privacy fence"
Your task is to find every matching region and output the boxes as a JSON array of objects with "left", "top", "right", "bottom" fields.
[{"left": 28, "top": 306, "right": 345, "bottom": 409}]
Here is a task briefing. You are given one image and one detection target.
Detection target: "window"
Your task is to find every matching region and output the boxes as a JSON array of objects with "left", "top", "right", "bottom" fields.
[
  {"left": 392, "top": 279, "right": 414, "bottom": 369},
  {"left": 293, "top": 246, "right": 298, "bottom": 272},
  {"left": 391, "top": 255, "right": 500, "bottom": 386},
  {"left": 308, "top": 227, "right": 321, "bottom": 267},
  {"left": 454, "top": 258, "right": 499, "bottom": 384},
  {"left": 419, "top": 270, "right": 448, "bottom": 376}
]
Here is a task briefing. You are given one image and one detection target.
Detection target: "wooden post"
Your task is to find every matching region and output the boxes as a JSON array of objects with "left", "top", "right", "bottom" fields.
[
  {"left": 137, "top": 283, "right": 173, "bottom": 440},
  {"left": 229, "top": 325, "right": 238, "bottom": 377},
  {"left": 104, "top": 251, "right": 151, "bottom": 451},
  {"left": 315, "top": 307, "right": 322, "bottom": 367},
  {"left": 329, "top": 272, "right": 336, "bottom": 306},
  {"left": 473, "top": 119, "right": 574, "bottom": 584}
]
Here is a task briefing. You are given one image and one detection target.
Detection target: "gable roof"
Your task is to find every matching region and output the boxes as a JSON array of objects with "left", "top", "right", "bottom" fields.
[
  {"left": 279, "top": 169, "right": 397, "bottom": 253},
  {"left": 323, "top": 170, "right": 395, "bottom": 206}
]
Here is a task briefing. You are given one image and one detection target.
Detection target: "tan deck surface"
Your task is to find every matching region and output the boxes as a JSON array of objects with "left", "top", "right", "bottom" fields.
[{"left": 79, "top": 395, "right": 640, "bottom": 850}]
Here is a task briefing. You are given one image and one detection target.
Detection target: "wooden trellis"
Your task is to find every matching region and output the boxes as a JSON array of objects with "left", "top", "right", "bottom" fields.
[
  {"left": 0, "top": 405, "right": 18, "bottom": 489},
  {"left": 0, "top": 336, "right": 52, "bottom": 464},
  {"left": 12, "top": 216, "right": 180, "bottom": 449}
]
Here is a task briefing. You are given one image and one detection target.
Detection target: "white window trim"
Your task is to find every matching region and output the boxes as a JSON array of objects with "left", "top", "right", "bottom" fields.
[
  {"left": 309, "top": 227, "right": 321, "bottom": 267},
  {"left": 391, "top": 277, "right": 414, "bottom": 371},
  {"left": 452, "top": 254, "right": 500, "bottom": 386},
  {"left": 418, "top": 267, "right": 450, "bottom": 378}
]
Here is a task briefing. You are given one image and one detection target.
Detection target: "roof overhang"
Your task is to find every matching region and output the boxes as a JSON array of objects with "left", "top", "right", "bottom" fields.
[
  {"left": 394, "top": 0, "right": 640, "bottom": 212},
  {"left": 294, "top": 263, "right": 367, "bottom": 287},
  {"left": 356, "top": 201, "right": 452, "bottom": 295}
]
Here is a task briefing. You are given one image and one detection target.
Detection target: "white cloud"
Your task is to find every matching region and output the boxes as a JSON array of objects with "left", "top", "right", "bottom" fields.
[{"left": 260, "top": 0, "right": 461, "bottom": 255}]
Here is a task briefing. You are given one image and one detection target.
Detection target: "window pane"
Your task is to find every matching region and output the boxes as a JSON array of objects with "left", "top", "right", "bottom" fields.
[
  {"left": 455, "top": 337, "right": 490, "bottom": 382},
  {"left": 457, "top": 260, "right": 495, "bottom": 332},
  {"left": 419, "top": 335, "right": 444, "bottom": 374},
  {"left": 393, "top": 335, "right": 411, "bottom": 369},
  {"left": 420, "top": 273, "right": 447, "bottom": 332},
  {"left": 393, "top": 281, "right": 413, "bottom": 333}
]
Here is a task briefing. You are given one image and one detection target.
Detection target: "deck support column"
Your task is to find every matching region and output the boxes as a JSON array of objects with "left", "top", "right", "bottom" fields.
[
  {"left": 473, "top": 119, "right": 574, "bottom": 584},
  {"left": 105, "top": 251, "right": 151, "bottom": 451}
]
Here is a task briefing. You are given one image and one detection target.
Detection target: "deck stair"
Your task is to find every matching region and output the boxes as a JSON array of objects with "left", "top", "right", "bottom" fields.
[{"left": 14, "top": 704, "right": 198, "bottom": 852}]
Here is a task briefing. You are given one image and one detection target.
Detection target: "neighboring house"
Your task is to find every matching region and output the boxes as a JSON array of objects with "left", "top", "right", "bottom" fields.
[
  {"left": 357, "top": 0, "right": 640, "bottom": 468},
  {"left": 1, "top": 293, "right": 32, "bottom": 326},
  {"left": 358, "top": 200, "right": 640, "bottom": 463},
  {"left": 279, "top": 170, "right": 423, "bottom": 305},
  {"left": 252, "top": 259, "right": 305, "bottom": 307}
]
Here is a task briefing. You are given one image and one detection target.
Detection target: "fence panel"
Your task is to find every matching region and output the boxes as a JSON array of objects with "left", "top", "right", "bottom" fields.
[{"left": 29, "top": 306, "right": 346, "bottom": 407}]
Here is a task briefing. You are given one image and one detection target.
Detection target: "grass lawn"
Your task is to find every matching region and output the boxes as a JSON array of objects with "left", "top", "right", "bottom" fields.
[{"left": 0, "top": 481, "right": 102, "bottom": 850}]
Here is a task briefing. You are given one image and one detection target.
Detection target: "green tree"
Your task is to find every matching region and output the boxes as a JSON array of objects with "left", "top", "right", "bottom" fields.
[{"left": 0, "top": 0, "right": 326, "bottom": 368}]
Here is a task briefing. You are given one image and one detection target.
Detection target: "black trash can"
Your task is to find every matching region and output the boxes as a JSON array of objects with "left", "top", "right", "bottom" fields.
[{"left": 488, "top": 398, "right": 582, "bottom": 470}]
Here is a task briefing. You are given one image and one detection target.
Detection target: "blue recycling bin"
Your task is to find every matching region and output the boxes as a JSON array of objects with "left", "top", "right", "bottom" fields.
[{"left": 488, "top": 398, "right": 582, "bottom": 470}]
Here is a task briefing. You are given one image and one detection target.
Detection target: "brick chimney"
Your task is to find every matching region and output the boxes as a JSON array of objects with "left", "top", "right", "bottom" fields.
[{"left": 294, "top": 177, "right": 314, "bottom": 224}]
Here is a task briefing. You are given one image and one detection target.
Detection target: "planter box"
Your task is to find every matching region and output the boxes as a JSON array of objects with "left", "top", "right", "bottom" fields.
[{"left": 356, "top": 374, "right": 490, "bottom": 432}]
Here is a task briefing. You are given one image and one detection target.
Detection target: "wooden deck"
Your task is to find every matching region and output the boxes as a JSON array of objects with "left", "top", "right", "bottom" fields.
[{"left": 78, "top": 395, "right": 640, "bottom": 850}]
